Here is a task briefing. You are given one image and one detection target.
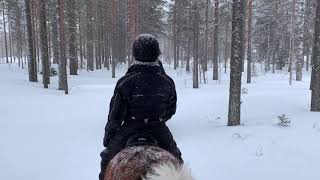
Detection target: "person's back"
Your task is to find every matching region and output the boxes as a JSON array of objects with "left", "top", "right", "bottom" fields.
[{"left": 99, "top": 34, "right": 183, "bottom": 180}]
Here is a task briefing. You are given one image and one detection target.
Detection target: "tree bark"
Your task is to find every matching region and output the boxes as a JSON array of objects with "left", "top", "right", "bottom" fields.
[
  {"left": 111, "top": 0, "right": 116, "bottom": 78},
  {"left": 67, "top": 0, "right": 78, "bottom": 75},
  {"left": 2, "top": 0, "right": 8, "bottom": 64},
  {"left": 311, "top": 1, "right": 320, "bottom": 111},
  {"left": 39, "top": 0, "right": 50, "bottom": 88},
  {"left": 86, "top": 0, "right": 94, "bottom": 71},
  {"left": 295, "top": 0, "right": 305, "bottom": 81},
  {"left": 289, "top": 0, "right": 296, "bottom": 85},
  {"left": 50, "top": 0, "right": 60, "bottom": 65},
  {"left": 213, "top": 0, "right": 219, "bottom": 80},
  {"left": 58, "top": 0, "right": 68, "bottom": 94},
  {"left": 25, "top": 0, "right": 37, "bottom": 82},
  {"left": 247, "top": 0, "right": 253, "bottom": 84},
  {"left": 193, "top": 1, "right": 199, "bottom": 89},
  {"left": 228, "top": 0, "right": 245, "bottom": 126}
]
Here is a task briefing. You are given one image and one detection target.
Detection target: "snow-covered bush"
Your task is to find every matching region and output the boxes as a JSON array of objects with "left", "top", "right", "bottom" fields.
[{"left": 277, "top": 114, "right": 291, "bottom": 127}]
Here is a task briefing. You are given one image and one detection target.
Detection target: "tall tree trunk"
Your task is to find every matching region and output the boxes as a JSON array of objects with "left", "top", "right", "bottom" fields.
[
  {"left": 289, "top": 0, "right": 296, "bottom": 85},
  {"left": 7, "top": 6, "right": 13, "bottom": 63},
  {"left": 193, "top": 1, "right": 199, "bottom": 89},
  {"left": 51, "top": 0, "right": 59, "bottom": 65},
  {"left": 111, "top": 0, "right": 116, "bottom": 78},
  {"left": 241, "top": 0, "right": 248, "bottom": 73},
  {"left": 247, "top": 0, "right": 253, "bottom": 84},
  {"left": 213, "top": 0, "right": 219, "bottom": 80},
  {"left": 224, "top": 22, "right": 229, "bottom": 74},
  {"left": 311, "top": 0, "right": 320, "bottom": 111},
  {"left": 2, "top": 0, "right": 8, "bottom": 64},
  {"left": 295, "top": 0, "right": 305, "bottom": 81},
  {"left": 204, "top": 0, "right": 209, "bottom": 74},
  {"left": 228, "top": 0, "right": 245, "bottom": 126},
  {"left": 78, "top": 0, "right": 83, "bottom": 69},
  {"left": 173, "top": 0, "right": 177, "bottom": 70},
  {"left": 58, "top": 0, "right": 68, "bottom": 94},
  {"left": 304, "top": 0, "right": 312, "bottom": 71},
  {"left": 25, "top": 0, "right": 37, "bottom": 82},
  {"left": 39, "top": 0, "right": 50, "bottom": 88},
  {"left": 67, "top": 0, "right": 78, "bottom": 75},
  {"left": 86, "top": 0, "right": 94, "bottom": 71}
]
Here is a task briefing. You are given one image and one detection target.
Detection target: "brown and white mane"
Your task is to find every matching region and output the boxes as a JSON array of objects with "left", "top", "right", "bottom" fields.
[{"left": 104, "top": 145, "right": 193, "bottom": 180}]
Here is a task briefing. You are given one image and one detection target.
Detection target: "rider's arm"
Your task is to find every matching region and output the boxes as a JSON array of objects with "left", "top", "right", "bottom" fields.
[
  {"left": 103, "top": 86, "right": 127, "bottom": 147},
  {"left": 164, "top": 79, "right": 177, "bottom": 122}
]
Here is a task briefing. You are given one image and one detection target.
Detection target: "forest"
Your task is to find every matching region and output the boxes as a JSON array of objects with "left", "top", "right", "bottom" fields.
[
  {"left": 0, "top": 1, "right": 320, "bottom": 179},
  {"left": 1, "top": 0, "right": 319, "bottom": 123}
]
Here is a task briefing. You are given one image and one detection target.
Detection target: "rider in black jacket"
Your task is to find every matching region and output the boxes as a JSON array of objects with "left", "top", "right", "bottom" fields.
[{"left": 99, "top": 34, "right": 183, "bottom": 180}]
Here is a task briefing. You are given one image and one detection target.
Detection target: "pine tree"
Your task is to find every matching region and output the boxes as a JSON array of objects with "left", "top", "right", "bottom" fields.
[
  {"left": 2, "top": 0, "right": 8, "bottom": 64},
  {"left": 67, "top": 0, "right": 78, "bottom": 75},
  {"left": 247, "top": 0, "right": 253, "bottom": 84},
  {"left": 86, "top": 0, "right": 94, "bottom": 71},
  {"left": 212, "top": 0, "right": 219, "bottom": 81},
  {"left": 311, "top": 1, "right": 320, "bottom": 111},
  {"left": 39, "top": 0, "right": 50, "bottom": 88},
  {"left": 25, "top": 0, "right": 37, "bottom": 82},
  {"left": 193, "top": 0, "right": 199, "bottom": 89},
  {"left": 58, "top": 0, "right": 68, "bottom": 94},
  {"left": 228, "top": 0, "right": 245, "bottom": 126}
]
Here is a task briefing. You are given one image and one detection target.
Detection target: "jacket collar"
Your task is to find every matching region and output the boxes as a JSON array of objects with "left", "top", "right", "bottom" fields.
[
  {"left": 131, "top": 59, "right": 160, "bottom": 67},
  {"left": 127, "top": 63, "right": 161, "bottom": 74}
]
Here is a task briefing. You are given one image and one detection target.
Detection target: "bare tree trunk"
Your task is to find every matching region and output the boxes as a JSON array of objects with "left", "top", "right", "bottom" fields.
[
  {"left": 86, "top": 0, "right": 94, "bottom": 71},
  {"left": 58, "top": 0, "right": 68, "bottom": 94},
  {"left": 193, "top": 1, "right": 199, "bottom": 89},
  {"left": 50, "top": 0, "right": 59, "bottom": 65},
  {"left": 213, "top": 0, "right": 219, "bottom": 80},
  {"left": 111, "top": 0, "right": 116, "bottom": 78},
  {"left": 304, "top": 0, "right": 312, "bottom": 71},
  {"left": 204, "top": 0, "right": 209, "bottom": 74},
  {"left": 311, "top": 0, "right": 320, "bottom": 111},
  {"left": 295, "top": 0, "right": 305, "bottom": 81},
  {"left": 247, "top": 0, "right": 253, "bottom": 84},
  {"left": 7, "top": 5, "right": 13, "bottom": 63},
  {"left": 25, "top": 0, "right": 37, "bottom": 82},
  {"left": 289, "top": 0, "right": 296, "bottom": 85},
  {"left": 79, "top": 25, "right": 84, "bottom": 69},
  {"left": 224, "top": 22, "right": 229, "bottom": 74},
  {"left": 39, "top": 0, "right": 50, "bottom": 88},
  {"left": 67, "top": 0, "right": 78, "bottom": 75},
  {"left": 77, "top": 0, "right": 83, "bottom": 69},
  {"left": 2, "top": 0, "right": 8, "bottom": 64},
  {"left": 228, "top": 0, "right": 245, "bottom": 126},
  {"left": 173, "top": 0, "right": 177, "bottom": 70}
]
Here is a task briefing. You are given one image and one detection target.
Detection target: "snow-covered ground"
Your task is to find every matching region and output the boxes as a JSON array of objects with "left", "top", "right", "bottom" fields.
[{"left": 0, "top": 63, "right": 319, "bottom": 180}]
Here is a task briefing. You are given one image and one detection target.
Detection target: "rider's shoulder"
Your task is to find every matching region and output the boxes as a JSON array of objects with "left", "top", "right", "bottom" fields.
[
  {"left": 116, "top": 71, "right": 140, "bottom": 89},
  {"left": 157, "top": 72, "right": 175, "bottom": 88}
]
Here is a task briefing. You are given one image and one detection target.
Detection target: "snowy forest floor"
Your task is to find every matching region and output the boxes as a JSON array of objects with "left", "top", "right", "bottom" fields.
[{"left": 0, "top": 63, "right": 320, "bottom": 180}]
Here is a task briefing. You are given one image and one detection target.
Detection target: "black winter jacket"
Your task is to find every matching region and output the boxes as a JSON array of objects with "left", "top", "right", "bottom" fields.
[{"left": 103, "top": 64, "right": 177, "bottom": 147}]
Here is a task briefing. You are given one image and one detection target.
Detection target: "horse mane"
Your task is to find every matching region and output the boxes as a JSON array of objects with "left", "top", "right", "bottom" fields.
[
  {"left": 143, "top": 163, "right": 194, "bottom": 180},
  {"left": 105, "top": 146, "right": 194, "bottom": 180}
]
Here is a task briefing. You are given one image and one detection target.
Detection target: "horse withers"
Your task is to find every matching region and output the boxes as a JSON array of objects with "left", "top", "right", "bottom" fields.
[{"left": 104, "top": 134, "right": 193, "bottom": 180}]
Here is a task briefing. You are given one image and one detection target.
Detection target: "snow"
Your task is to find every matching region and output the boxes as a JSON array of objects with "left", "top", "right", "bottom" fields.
[{"left": 0, "top": 63, "right": 320, "bottom": 180}]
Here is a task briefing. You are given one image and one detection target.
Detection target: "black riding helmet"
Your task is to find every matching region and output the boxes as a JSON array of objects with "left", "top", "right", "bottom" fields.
[{"left": 132, "top": 34, "right": 161, "bottom": 62}]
